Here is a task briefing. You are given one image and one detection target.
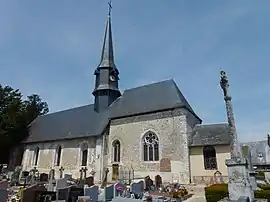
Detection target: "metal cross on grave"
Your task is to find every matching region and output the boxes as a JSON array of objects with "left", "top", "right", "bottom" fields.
[
  {"left": 32, "top": 166, "right": 39, "bottom": 181},
  {"left": 82, "top": 167, "right": 88, "bottom": 180},
  {"left": 79, "top": 168, "right": 84, "bottom": 181},
  {"left": 59, "top": 166, "right": 64, "bottom": 179}
]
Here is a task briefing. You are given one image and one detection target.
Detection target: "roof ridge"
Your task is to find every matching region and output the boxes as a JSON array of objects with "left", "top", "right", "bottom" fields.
[
  {"left": 123, "top": 79, "right": 173, "bottom": 93},
  {"left": 195, "top": 123, "right": 228, "bottom": 128},
  {"left": 39, "top": 104, "right": 94, "bottom": 118}
]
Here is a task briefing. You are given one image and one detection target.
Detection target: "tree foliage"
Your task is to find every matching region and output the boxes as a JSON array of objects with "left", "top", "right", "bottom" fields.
[{"left": 0, "top": 85, "right": 49, "bottom": 149}]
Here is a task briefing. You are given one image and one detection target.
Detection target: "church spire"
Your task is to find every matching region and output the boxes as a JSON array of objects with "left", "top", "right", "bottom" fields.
[
  {"left": 93, "top": 1, "right": 121, "bottom": 113},
  {"left": 98, "top": 0, "right": 117, "bottom": 70}
]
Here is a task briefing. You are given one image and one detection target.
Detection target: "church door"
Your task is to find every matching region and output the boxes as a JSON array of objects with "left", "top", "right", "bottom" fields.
[{"left": 112, "top": 164, "right": 119, "bottom": 181}]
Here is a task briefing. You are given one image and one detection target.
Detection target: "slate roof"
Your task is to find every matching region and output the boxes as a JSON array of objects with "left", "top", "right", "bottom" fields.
[
  {"left": 240, "top": 141, "right": 270, "bottom": 165},
  {"left": 24, "top": 105, "right": 110, "bottom": 143},
  {"left": 189, "top": 123, "right": 231, "bottom": 146},
  {"left": 109, "top": 79, "right": 199, "bottom": 119},
  {"left": 24, "top": 79, "right": 201, "bottom": 143}
]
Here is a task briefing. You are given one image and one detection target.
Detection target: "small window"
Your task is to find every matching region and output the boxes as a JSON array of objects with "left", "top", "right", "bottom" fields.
[
  {"left": 112, "top": 140, "right": 121, "bottom": 162},
  {"left": 203, "top": 146, "right": 217, "bottom": 170},
  {"left": 55, "top": 146, "right": 62, "bottom": 166},
  {"left": 34, "top": 147, "right": 39, "bottom": 166},
  {"left": 81, "top": 143, "right": 88, "bottom": 166}
]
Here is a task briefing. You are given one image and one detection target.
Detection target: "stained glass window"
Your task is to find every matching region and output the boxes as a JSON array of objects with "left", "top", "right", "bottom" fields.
[{"left": 143, "top": 132, "right": 159, "bottom": 161}]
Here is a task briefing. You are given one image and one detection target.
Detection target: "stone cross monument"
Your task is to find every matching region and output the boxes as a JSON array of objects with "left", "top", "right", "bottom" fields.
[{"left": 220, "top": 71, "right": 254, "bottom": 201}]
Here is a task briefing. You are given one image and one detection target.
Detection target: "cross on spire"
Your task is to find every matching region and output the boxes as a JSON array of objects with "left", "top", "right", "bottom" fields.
[{"left": 108, "top": 0, "right": 112, "bottom": 16}]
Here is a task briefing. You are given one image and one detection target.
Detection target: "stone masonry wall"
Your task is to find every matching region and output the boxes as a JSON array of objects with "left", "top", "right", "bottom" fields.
[
  {"left": 22, "top": 137, "right": 98, "bottom": 180},
  {"left": 107, "top": 108, "right": 192, "bottom": 184}
]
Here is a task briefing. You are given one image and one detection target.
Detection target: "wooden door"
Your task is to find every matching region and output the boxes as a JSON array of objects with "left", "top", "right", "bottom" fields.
[{"left": 112, "top": 164, "right": 119, "bottom": 181}]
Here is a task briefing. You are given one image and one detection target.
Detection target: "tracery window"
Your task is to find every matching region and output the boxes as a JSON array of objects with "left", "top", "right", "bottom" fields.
[
  {"left": 203, "top": 146, "right": 217, "bottom": 170},
  {"left": 33, "top": 147, "right": 39, "bottom": 166},
  {"left": 112, "top": 140, "right": 120, "bottom": 162},
  {"left": 55, "top": 145, "right": 62, "bottom": 166},
  {"left": 142, "top": 131, "right": 159, "bottom": 161},
  {"left": 81, "top": 143, "right": 88, "bottom": 166}
]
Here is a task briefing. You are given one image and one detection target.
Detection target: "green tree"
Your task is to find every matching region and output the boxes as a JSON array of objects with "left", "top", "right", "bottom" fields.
[{"left": 0, "top": 85, "right": 49, "bottom": 150}]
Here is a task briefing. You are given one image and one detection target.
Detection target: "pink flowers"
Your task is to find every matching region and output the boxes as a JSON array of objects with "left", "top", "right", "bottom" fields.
[{"left": 116, "top": 186, "right": 123, "bottom": 191}]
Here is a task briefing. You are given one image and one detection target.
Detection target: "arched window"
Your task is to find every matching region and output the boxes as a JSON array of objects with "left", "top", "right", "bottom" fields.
[
  {"left": 203, "top": 146, "right": 217, "bottom": 170},
  {"left": 33, "top": 147, "right": 39, "bottom": 166},
  {"left": 112, "top": 140, "right": 120, "bottom": 162},
  {"left": 142, "top": 131, "right": 159, "bottom": 161},
  {"left": 55, "top": 146, "right": 62, "bottom": 166},
  {"left": 81, "top": 143, "right": 88, "bottom": 166}
]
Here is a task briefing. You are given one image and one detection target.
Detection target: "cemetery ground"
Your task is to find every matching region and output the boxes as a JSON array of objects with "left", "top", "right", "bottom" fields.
[
  {"left": 0, "top": 165, "right": 210, "bottom": 202},
  {"left": 1, "top": 164, "right": 270, "bottom": 202}
]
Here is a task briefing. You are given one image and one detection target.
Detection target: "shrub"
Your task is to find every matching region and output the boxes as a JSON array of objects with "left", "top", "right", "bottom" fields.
[
  {"left": 205, "top": 184, "right": 228, "bottom": 202},
  {"left": 254, "top": 190, "right": 270, "bottom": 199},
  {"left": 258, "top": 171, "right": 265, "bottom": 177},
  {"left": 259, "top": 184, "right": 270, "bottom": 190},
  {"left": 205, "top": 183, "right": 270, "bottom": 202}
]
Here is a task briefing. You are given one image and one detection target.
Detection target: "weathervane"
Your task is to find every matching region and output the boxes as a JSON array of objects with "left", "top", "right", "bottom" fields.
[{"left": 108, "top": 0, "right": 112, "bottom": 16}]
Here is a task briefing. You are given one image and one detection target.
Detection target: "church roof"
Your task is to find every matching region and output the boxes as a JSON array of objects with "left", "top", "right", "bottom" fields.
[
  {"left": 189, "top": 123, "right": 231, "bottom": 146},
  {"left": 109, "top": 79, "right": 199, "bottom": 119},
  {"left": 24, "top": 104, "right": 109, "bottom": 143},
  {"left": 24, "top": 79, "right": 200, "bottom": 143}
]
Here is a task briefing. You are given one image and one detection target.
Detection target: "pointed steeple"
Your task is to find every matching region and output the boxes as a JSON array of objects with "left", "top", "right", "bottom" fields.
[
  {"left": 92, "top": 1, "right": 121, "bottom": 113},
  {"left": 98, "top": 14, "right": 117, "bottom": 70}
]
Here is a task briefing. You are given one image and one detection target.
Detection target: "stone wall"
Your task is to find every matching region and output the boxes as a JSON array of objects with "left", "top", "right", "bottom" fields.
[
  {"left": 192, "top": 176, "right": 228, "bottom": 185},
  {"left": 108, "top": 108, "right": 196, "bottom": 184},
  {"left": 21, "top": 137, "right": 98, "bottom": 180}
]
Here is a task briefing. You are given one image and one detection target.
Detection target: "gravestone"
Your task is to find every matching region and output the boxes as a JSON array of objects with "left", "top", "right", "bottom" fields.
[
  {"left": 64, "top": 174, "right": 72, "bottom": 181},
  {"left": 114, "top": 182, "right": 125, "bottom": 197},
  {"left": 130, "top": 180, "right": 144, "bottom": 195},
  {"left": 144, "top": 176, "right": 153, "bottom": 191},
  {"left": 0, "top": 189, "right": 8, "bottom": 201},
  {"left": 56, "top": 178, "right": 67, "bottom": 189},
  {"left": 57, "top": 186, "right": 70, "bottom": 201},
  {"left": 49, "top": 168, "right": 55, "bottom": 180},
  {"left": 101, "top": 168, "right": 109, "bottom": 188},
  {"left": 59, "top": 166, "right": 64, "bottom": 179},
  {"left": 84, "top": 185, "right": 99, "bottom": 202},
  {"left": 0, "top": 180, "right": 8, "bottom": 189},
  {"left": 77, "top": 196, "right": 91, "bottom": 202},
  {"left": 242, "top": 145, "right": 257, "bottom": 190},
  {"left": 214, "top": 171, "right": 222, "bottom": 184},
  {"left": 21, "top": 184, "right": 47, "bottom": 202},
  {"left": 237, "top": 196, "right": 250, "bottom": 202},
  {"left": 69, "top": 186, "right": 84, "bottom": 202},
  {"left": 105, "top": 184, "right": 114, "bottom": 201},
  {"left": 40, "top": 173, "right": 49, "bottom": 182},
  {"left": 155, "top": 175, "right": 162, "bottom": 187},
  {"left": 85, "top": 176, "right": 94, "bottom": 187},
  {"left": 47, "top": 180, "right": 55, "bottom": 192}
]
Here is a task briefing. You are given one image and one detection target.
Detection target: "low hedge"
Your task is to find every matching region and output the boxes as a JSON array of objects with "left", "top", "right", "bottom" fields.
[
  {"left": 205, "top": 184, "right": 228, "bottom": 202},
  {"left": 205, "top": 183, "right": 270, "bottom": 202},
  {"left": 259, "top": 184, "right": 270, "bottom": 190}
]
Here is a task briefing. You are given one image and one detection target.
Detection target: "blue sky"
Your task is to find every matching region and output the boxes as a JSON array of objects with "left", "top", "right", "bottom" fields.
[{"left": 0, "top": 0, "right": 269, "bottom": 142}]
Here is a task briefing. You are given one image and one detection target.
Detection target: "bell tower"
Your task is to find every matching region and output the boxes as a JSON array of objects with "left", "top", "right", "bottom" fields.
[{"left": 92, "top": 2, "right": 121, "bottom": 112}]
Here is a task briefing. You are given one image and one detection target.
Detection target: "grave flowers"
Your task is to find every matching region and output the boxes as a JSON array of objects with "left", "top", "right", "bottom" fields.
[
  {"left": 145, "top": 194, "right": 152, "bottom": 201},
  {"left": 116, "top": 186, "right": 123, "bottom": 196},
  {"left": 143, "top": 192, "right": 153, "bottom": 201}
]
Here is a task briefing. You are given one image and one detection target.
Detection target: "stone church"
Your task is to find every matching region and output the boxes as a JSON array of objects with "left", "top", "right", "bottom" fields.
[{"left": 21, "top": 11, "right": 232, "bottom": 185}]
